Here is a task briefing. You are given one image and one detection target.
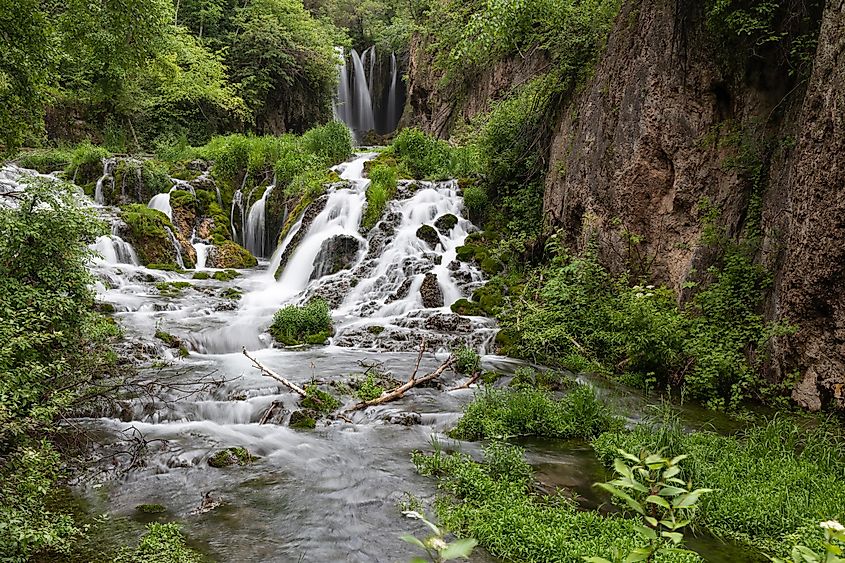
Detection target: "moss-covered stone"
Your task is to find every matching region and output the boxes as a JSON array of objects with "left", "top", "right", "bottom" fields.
[
  {"left": 300, "top": 385, "right": 340, "bottom": 413},
  {"left": 366, "top": 325, "right": 385, "bottom": 335},
  {"left": 221, "top": 288, "right": 242, "bottom": 300},
  {"left": 416, "top": 224, "right": 440, "bottom": 249},
  {"left": 120, "top": 205, "right": 178, "bottom": 267},
  {"left": 213, "top": 241, "right": 257, "bottom": 269},
  {"left": 207, "top": 447, "right": 257, "bottom": 468},
  {"left": 111, "top": 159, "right": 172, "bottom": 205},
  {"left": 434, "top": 213, "right": 458, "bottom": 234},
  {"left": 155, "top": 281, "right": 192, "bottom": 296},
  {"left": 289, "top": 410, "right": 318, "bottom": 429},
  {"left": 212, "top": 269, "right": 241, "bottom": 281},
  {"left": 472, "top": 280, "right": 506, "bottom": 315},
  {"left": 154, "top": 329, "right": 182, "bottom": 348},
  {"left": 192, "top": 272, "right": 210, "bottom": 280},
  {"left": 451, "top": 298, "right": 484, "bottom": 316}
]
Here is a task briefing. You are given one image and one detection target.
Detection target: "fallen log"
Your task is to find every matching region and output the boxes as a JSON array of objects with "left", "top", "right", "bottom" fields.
[
  {"left": 242, "top": 347, "right": 307, "bottom": 397},
  {"left": 450, "top": 370, "right": 481, "bottom": 391}
]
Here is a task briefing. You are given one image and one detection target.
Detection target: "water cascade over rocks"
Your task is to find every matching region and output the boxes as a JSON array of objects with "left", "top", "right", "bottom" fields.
[
  {"left": 335, "top": 46, "right": 405, "bottom": 140},
  {"left": 0, "top": 156, "right": 510, "bottom": 562}
]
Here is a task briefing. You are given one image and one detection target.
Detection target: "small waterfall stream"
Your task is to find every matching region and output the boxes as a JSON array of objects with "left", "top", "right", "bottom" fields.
[
  {"left": 244, "top": 185, "right": 274, "bottom": 259},
  {"left": 148, "top": 188, "right": 173, "bottom": 220}
]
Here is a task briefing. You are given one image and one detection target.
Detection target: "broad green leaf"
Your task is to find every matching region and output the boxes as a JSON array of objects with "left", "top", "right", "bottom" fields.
[
  {"left": 661, "top": 531, "right": 684, "bottom": 544},
  {"left": 657, "top": 485, "right": 687, "bottom": 496},
  {"left": 646, "top": 494, "right": 670, "bottom": 508},
  {"left": 634, "top": 525, "right": 657, "bottom": 540},
  {"left": 440, "top": 538, "right": 478, "bottom": 560},
  {"left": 400, "top": 535, "right": 426, "bottom": 549}
]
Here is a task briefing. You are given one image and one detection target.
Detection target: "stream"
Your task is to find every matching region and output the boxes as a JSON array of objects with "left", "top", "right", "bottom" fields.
[{"left": 3, "top": 154, "right": 760, "bottom": 562}]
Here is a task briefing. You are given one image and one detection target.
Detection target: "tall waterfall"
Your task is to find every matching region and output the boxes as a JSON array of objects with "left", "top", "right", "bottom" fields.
[{"left": 334, "top": 46, "right": 404, "bottom": 141}]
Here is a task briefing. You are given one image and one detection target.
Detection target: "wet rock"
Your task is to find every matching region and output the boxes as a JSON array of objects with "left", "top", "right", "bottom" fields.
[
  {"left": 424, "top": 313, "right": 473, "bottom": 333},
  {"left": 387, "top": 278, "right": 413, "bottom": 304},
  {"left": 434, "top": 213, "right": 458, "bottom": 235},
  {"left": 275, "top": 195, "right": 329, "bottom": 279},
  {"left": 207, "top": 446, "right": 257, "bottom": 468},
  {"left": 416, "top": 224, "right": 440, "bottom": 249},
  {"left": 386, "top": 412, "right": 422, "bottom": 426},
  {"left": 420, "top": 272, "right": 444, "bottom": 308},
  {"left": 211, "top": 241, "right": 257, "bottom": 269},
  {"left": 289, "top": 409, "right": 318, "bottom": 429},
  {"left": 310, "top": 235, "right": 360, "bottom": 280}
]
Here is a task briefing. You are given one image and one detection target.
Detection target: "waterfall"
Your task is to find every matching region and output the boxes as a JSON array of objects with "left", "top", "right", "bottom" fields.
[
  {"left": 350, "top": 49, "right": 375, "bottom": 134},
  {"left": 164, "top": 227, "right": 186, "bottom": 269},
  {"left": 94, "top": 158, "right": 115, "bottom": 205},
  {"left": 366, "top": 45, "right": 376, "bottom": 100},
  {"left": 334, "top": 47, "right": 351, "bottom": 124},
  {"left": 387, "top": 51, "right": 399, "bottom": 133},
  {"left": 244, "top": 186, "right": 274, "bottom": 258},
  {"left": 92, "top": 234, "right": 139, "bottom": 265},
  {"left": 148, "top": 188, "right": 173, "bottom": 220},
  {"left": 193, "top": 243, "right": 210, "bottom": 269}
]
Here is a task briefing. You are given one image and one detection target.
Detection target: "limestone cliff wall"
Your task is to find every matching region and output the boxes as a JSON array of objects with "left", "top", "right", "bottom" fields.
[{"left": 405, "top": 0, "right": 844, "bottom": 410}]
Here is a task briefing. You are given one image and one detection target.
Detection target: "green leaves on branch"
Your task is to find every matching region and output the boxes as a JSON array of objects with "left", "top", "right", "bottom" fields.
[
  {"left": 588, "top": 449, "right": 712, "bottom": 563},
  {"left": 401, "top": 511, "right": 477, "bottom": 563}
]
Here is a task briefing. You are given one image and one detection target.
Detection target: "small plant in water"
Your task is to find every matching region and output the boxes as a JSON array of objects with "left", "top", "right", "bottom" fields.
[
  {"left": 586, "top": 449, "right": 712, "bottom": 563},
  {"left": 771, "top": 520, "right": 845, "bottom": 563},
  {"left": 401, "top": 510, "right": 477, "bottom": 563}
]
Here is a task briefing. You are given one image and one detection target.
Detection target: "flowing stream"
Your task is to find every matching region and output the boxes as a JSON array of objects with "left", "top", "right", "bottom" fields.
[{"left": 2, "top": 156, "right": 758, "bottom": 562}]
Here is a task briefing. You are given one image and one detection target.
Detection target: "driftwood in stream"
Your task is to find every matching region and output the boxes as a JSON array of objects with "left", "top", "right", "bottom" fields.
[
  {"left": 347, "top": 339, "right": 455, "bottom": 411},
  {"left": 450, "top": 370, "right": 481, "bottom": 391},
  {"left": 242, "top": 347, "right": 307, "bottom": 397}
]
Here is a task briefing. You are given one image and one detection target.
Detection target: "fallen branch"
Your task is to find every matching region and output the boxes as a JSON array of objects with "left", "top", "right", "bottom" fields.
[
  {"left": 347, "top": 342, "right": 455, "bottom": 411},
  {"left": 450, "top": 370, "right": 481, "bottom": 391},
  {"left": 258, "top": 400, "right": 285, "bottom": 425},
  {"left": 243, "top": 347, "right": 307, "bottom": 397}
]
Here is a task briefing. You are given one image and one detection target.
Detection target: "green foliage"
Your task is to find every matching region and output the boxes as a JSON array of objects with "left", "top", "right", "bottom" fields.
[
  {"left": 412, "top": 443, "right": 700, "bottom": 563},
  {"left": 66, "top": 142, "right": 111, "bottom": 184},
  {"left": 362, "top": 164, "right": 399, "bottom": 230},
  {"left": 301, "top": 385, "right": 341, "bottom": 413},
  {"left": 588, "top": 450, "right": 712, "bottom": 563},
  {"left": 772, "top": 521, "right": 845, "bottom": 563},
  {"left": 449, "top": 385, "right": 620, "bottom": 441},
  {"left": 0, "top": 0, "right": 54, "bottom": 152},
  {"left": 213, "top": 241, "right": 257, "bottom": 269},
  {"left": 461, "top": 185, "right": 488, "bottom": 218},
  {"left": 355, "top": 374, "right": 386, "bottom": 401},
  {"left": 401, "top": 510, "right": 478, "bottom": 562},
  {"left": 0, "top": 177, "right": 119, "bottom": 562},
  {"left": 498, "top": 235, "right": 792, "bottom": 408},
  {"left": 113, "top": 522, "right": 204, "bottom": 563},
  {"left": 453, "top": 346, "right": 481, "bottom": 375},
  {"left": 120, "top": 204, "right": 178, "bottom": 267},
  {"left": 592, "top": 416, "right": 845, "bottom": 557},
  {"left": 15, "top": 148, "right": 73, "bottom": 173},
  {"left": 268, "top": 299, "right": 333, "bottom": 346},
  {"left": 301, "top": 121, "right": 353, "bottom": 164},
  {"left": 388, "top": 128, "right": 459, "bottom": 180}
]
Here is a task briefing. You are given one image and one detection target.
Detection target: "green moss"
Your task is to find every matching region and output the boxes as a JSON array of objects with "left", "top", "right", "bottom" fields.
[
  {"left": 207, "top": 446, "right": 257, "bottom": 468},
  {"left": 416, "top": 224, "right": 440, "bottom": 248},
  {"left": 192, "top": 272, "right": 210, "bottom": 280},
  {"left": 300, "top": 385, "right": 340, "bottom": 413},
  {"left": 213, "top": 241, "right": 257, "bottom": 269},
  {"left": 147, "top": 263, "right": 186, "bottom": 272},
  {"left": 120, "top": 204, "right": 178, "bottom": 267},
  {"left": 154, "top": 329, "right": 181, "bottom": 348},
  {"left": 134, "top": 504, "right": 166, "bottom": 514},
  {"left": 434, "top": 213, "right": 459, "bottom": 234},
  {"left": 362, "top": 164, "right": 398, "bottom": 231},
  {"left": 451, "top": 298, "right": 484, "bottom": 316},
  {"left": 366, "top": 325, "right": 385, "bottom": 335},
  {"left": 155, "top": 281, "right": 192, "bottom": 296},
  {"left": 221, "top": 288, "right": 242, "bottom": 300},
  {"left": 66, "top": 142, "right": 111, "bottom": 185},
  {"left": 15, "top": 148, "right": 72, "bottom": 173},
  {"left": 289, "top": 410, "right": 317, "bottom": 429},
  {"left": 211, "top": 269, "right": 241, "bottom": 281},
  {"left": 111, "top": 159, "right": 171, "bottom": 204}
]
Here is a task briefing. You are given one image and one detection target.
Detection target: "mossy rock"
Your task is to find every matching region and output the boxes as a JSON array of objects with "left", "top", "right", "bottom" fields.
[
  {"left": 480, "top": 256, "right": 504, "bottom": 275},
  {"left": 289, "top": 410, "right": 318, "bottom": 429},
  {"left": 472, "top": 281, "right": 505, "bottom": 315},
  {"left": 155, "top": 329, "right": 182, "bottom": 348},
  {"left": 111, "top": 159, "right": 172, "bottom": 205},
  {"left": 135, "top": 504, "right": 167, "bottom": 514},
  {"left": 213, "top": 241, "right": 257, "bottom": 269},
  {"left": 416, "top": 224, "right": 440, "bottom": 249},
  {"left": 207, "top": 447, "right": 257, "bottom": 468},
  {"left": 120, "top": 204, "right": 178, "bottom": 267},
  {"left": 192, "top": 272, "right": 210, "bottom": 280},
  {"left": 212, "top": 269, "right": 241, "bottom": 281},
  {"left": 155, "top": 281, "right": 192, "bottom": 296},
  {"left": 366, "top": 325, "right": 385, "bottom": 335},
  {"left": 433, "top": 214, "right": 458, "bottom": 235},
  {"left": 301, "top": 385, "right": 340, "bottom": 413},
  {"left": 221, "top": 288, "right": 242, "bottom": 300},
  {"left": 451, "top": 298, "right": 484, "bottom": 316}
]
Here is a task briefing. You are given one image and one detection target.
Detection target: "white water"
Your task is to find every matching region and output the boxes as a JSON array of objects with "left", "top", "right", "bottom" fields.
[
  {"left": 148, "top": 188, "right": 173, "bottom": 220},
  {"left": 244, "top": 185, "right": 274, "bottom": 258},
  {"left": 387, "top": 51, "right": 399, "bottom": 132},
  {"left": 93, "top": 158, "right": 115, "bottom": 205},
  {"left": 92, "top": 234, "right": 139, "bottom": 265},
  {"left": 164, "top": 226, "right": 186, "bottom": 269},
  {"left": 193, "top": 242, "right": 210, "bottom": 269},
  {"left": 350, "top": 49, "right": 375, "bottom": 134}
]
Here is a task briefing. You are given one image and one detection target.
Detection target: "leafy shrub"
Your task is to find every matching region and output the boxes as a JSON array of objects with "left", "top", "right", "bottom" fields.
[
  {"left": 15, "top": 148, "right": 72, "bottom": 173},
  {"left": 354, "top": 374, "right": 385, "bottom": 402},
  {"left": 66, "top": 142, "right": 111, "bottom": 184},
  {"left": 300, "top": 121, "right": 353, "bottom": 165},
  {"left": 592, "top": 416, "right": 845, "bottom": 557},
  {"left": 462, "top": 185, "right": 488, "bottom": 217},
  {"left": 301, "top": 385, "right": 340, "bottom": 413},
  {"left": 268, "top": 299, "right": 332, "bottom": 346},
  {"left": 389, "top": 128, "right": 459, "bottom": 180},
  {"left": 449, "top": 385, "right": 620, "bottom": 441},
  {"left": 453, "top": 345, "right": 481, "bottom": 375},
  {"left": 412, "top": 443, "right": 700, "bottom": 563},
  {"left": 362, "top": 164, "right": 398, "bottom": 230}
]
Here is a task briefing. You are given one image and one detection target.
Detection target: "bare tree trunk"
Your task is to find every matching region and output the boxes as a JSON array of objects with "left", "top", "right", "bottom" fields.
[{"left": 242, "top": 347, "right": 307, "bottom": 397}]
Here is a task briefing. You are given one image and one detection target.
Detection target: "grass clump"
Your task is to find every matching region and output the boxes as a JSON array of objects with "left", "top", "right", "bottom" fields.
[
  {"left": 449, "top": 385, "right": 620, "bottom": 441},
  {"left": 113, "top": 522, "right": 203, "bottom": 563},
  {"left": 268, "top": 299, "right": 332, "bottom": 346},
  {"left": 354, "top": 374, "right": 385, "bottom": 402},
  {"left": 155, "top": 281, "right": 192, "bottom": 296},
  {"left": 412, "top": 442, "right": 700, "bottom": 563},
  {"left": 211, "top": 269, "right": 240, "bottom": 281},
  {"left": 15, "top": 147, "right": 72, "bottom": 173},
  {"left": 362, "top": 164, "right": 398, "bottom": 231},
  {"left": 191, "top": 272, "right": 210, "bottom": 280},
  {"left": 453, "top": 345, "right": 481, "bottom": 375},
  {"left": 592, "top": 414, "right": 845, "bottom": 557},
  {"left": 386, "top": 128, "right": 478, "bottom": 180}
]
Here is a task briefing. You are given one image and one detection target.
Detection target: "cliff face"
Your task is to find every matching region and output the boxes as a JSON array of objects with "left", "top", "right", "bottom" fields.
[{"left": 405, "top": 0, "right": 844, "bottom": 410}]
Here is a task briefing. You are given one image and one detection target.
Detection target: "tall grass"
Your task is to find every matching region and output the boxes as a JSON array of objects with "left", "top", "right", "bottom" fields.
[{"left": 362, "top": 164, "right": 398, "bottom": 230}]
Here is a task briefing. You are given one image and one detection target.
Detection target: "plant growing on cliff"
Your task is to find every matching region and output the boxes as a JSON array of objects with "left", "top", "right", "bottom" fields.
[{"left": 268, "top": 298, "right": 333, "bottom": 346}]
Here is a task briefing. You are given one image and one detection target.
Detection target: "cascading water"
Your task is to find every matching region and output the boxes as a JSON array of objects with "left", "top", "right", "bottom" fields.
[
  {"left": 164, "top": 226, "right": 186, "bottom": 269},
  {"left": 350, "top": 49, "right": 375, "bottom": 134},
  {"left": 387, "top": 51, "right": 399, "bottom": 132},
  {"left": 94, "top": 158, "right": 115, "bottom": 205},
  {"left": 243, "top": 185, "right": 274, "bottom": 258},
  {"left": 148, "top": 187, "right": 174, "bottom": 220}
]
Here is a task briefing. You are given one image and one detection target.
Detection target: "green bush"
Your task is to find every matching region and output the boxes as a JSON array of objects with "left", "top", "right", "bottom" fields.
[
  {"left": 592, "top": 416, "right": 845, "bottom": 557},
  {"left": 412, "top": 443, "right": 699, "bottom": 563},
  {"left": 449, "top": 385, "right": 620, "bottom": 441},
  {"left": 15, "top": 148, "right": 72, "bottom": 173},
  {"left": 301, "top": 385, "right": 341, "bottom": 413},
  {"left": 389, "top": 128, "right": 459, "bottom": 180},
  {"left": 300, "top": 121, "right": 353, "bottom": 165},
  {"left": 362, "top": 164, "right": 398, "bottom": 230},
  {"left": 66, "top": 142, "right": 111, "bottom": 185},
  {"left": 453, "top": 345, "right": 481, "bottom": 375},
  {"left": 462, "top": 185, "right": 488, "bottom": 217},
  {"left": 268, "top": 299, "right": 332, "bottom": 346}
]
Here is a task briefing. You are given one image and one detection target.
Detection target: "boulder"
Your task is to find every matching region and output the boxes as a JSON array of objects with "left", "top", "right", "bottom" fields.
[
  {"left": 420, "top": 272, "right": 444, "bottom": 308},
  {"left": 310, "top": 235, "right": 360, "bottom": 280},
  {"left": 434, "top": 213, "right": 458, "bottom": 235},
  {"left": 415, "top": 224, "right": 440, "bottom": 249}
]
